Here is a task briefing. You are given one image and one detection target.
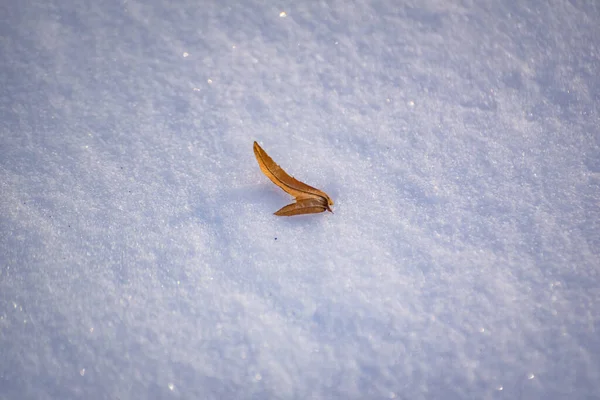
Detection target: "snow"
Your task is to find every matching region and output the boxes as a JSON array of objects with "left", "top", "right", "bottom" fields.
[{"left": 1, "top": 0, "right": 599, "bottom": 399}]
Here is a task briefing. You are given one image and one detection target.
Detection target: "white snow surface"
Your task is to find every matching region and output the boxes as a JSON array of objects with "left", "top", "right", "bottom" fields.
[{"left": 1, "top": 1, "right": 599, "bottom": 399}]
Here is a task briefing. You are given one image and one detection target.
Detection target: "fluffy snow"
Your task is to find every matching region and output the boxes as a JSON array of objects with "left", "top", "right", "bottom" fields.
[{"left": 1, "top": 1, "right": 599, "bottom": 399}]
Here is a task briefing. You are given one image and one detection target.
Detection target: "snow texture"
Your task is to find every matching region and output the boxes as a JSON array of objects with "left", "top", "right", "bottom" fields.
[{"left": 1, "top": 0, "right": 599, "bottom": 399}]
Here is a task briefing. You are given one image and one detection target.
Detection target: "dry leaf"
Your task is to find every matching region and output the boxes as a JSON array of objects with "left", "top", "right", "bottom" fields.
[
  {"left": 253, "top": 141, "right": 333, "bottom": 216},
  {"left": 274, "top": 197, "right": 330, "bottom": 216}
]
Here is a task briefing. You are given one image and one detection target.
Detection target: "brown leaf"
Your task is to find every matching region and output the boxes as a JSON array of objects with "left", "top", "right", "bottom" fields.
[
  {"left": 274, "top": 197, "right": 329, "bottom": 216},
  {"left": 253, "top": 141, "right": 333, "bottom": 216}
]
